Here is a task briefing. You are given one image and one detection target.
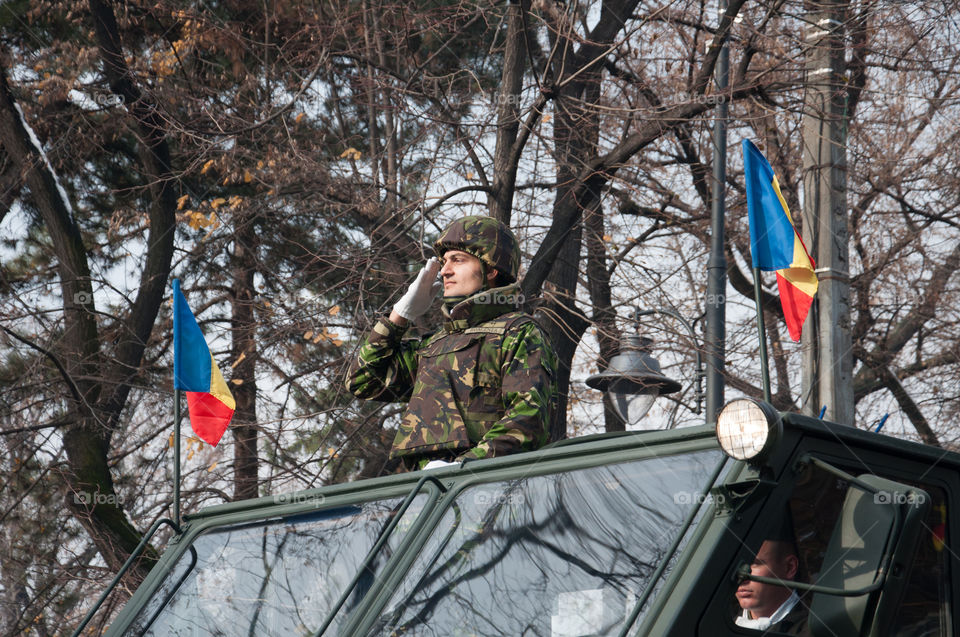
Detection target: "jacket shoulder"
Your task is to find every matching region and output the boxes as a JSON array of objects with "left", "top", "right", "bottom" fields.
[{"left": 463, "top": 311, "right": 537, "bottom": 336}]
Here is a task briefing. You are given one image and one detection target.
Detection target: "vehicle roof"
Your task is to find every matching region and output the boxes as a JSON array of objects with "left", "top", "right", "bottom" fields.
[
  {"left": 185, "top": 410, "right": 960, "bottom": 523},
  {"left": 782, "top": 410, "right": 960, "bottom": 470},
  {"left": 185, "top": 423, "right": 719, "bottom": 522}
]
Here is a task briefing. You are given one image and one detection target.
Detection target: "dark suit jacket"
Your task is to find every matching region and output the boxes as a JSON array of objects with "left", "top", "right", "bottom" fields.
[{"left": 772, "top": 602, "right": 810, "bottom": 636}]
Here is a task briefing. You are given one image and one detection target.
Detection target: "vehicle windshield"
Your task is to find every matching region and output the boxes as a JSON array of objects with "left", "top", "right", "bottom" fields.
[
  {"left": 127, "top": 495, "right": 428, "bottom": 636},
  {"left": 364, "top": 449, "right": 724, "bottom": 636}
]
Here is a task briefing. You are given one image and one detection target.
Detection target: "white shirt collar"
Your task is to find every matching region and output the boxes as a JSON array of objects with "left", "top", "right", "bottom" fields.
[{"left": 735, "top": 590, "right": 800, "bottom": 630}]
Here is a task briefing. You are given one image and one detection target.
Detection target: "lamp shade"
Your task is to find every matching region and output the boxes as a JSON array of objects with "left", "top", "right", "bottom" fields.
[{"left": 586, "top": 335, "right": 681, "bottom": 426}]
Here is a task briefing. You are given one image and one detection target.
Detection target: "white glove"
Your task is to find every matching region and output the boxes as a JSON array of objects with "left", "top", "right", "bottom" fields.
[
  {"left": 422, "top": 459, "right": 458, "bottom": 471},
  {"left": 393, "top": 258, "right": 441, "bottom": 321}
]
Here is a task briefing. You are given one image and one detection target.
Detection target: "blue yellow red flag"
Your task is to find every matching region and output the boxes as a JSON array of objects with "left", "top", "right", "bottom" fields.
[
  {"left": 742, "top": 139, "right": 819, "bottom": 342},
  {"left": 172, "top": 279, "right": 235, "bottom": 445}
]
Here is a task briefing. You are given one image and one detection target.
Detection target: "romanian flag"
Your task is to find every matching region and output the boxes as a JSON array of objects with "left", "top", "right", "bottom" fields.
[
  {"left": 172, "top": 279, "right": 235, "bottom": 445},
  {"left": 742, "top": 140, "right": 819, "bottom": 342}
]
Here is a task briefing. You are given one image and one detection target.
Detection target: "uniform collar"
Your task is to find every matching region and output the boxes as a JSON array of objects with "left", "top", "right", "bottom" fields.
[{"left": 441, "top": 284, "right": 522, "bottom": 331}]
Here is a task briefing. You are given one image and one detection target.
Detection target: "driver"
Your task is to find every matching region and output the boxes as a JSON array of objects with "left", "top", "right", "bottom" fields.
[{"left": 735, "top": 515, "right": 810, "bottom": 636}]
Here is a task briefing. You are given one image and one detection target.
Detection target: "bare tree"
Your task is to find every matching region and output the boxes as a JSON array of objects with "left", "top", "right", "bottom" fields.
[{"left": 2, "top": 0, "right": 960, "bottom": 632}]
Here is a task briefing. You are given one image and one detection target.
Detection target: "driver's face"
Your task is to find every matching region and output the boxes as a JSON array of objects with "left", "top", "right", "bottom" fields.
[{"left": 735, "top": 540, "right": 798, "bottom": 619}]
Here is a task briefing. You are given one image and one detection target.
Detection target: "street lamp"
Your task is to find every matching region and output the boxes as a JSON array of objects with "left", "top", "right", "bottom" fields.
[{"left": 585, "top": 307, "right": 704, "bottom": 428}]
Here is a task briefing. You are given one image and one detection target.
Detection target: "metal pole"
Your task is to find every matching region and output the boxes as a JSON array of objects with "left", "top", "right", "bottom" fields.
[
  {"left": 705, "top": 0, "right": 729, "bottom": 425},
  {"left": 801, "top": 1, "right": 852, "bottom": 423},
  {"left": 752, "top": 267, "right": 772, "bottom": 403},
  {"left": 174, "top": 390, "right": 181, "bottom": 526}
]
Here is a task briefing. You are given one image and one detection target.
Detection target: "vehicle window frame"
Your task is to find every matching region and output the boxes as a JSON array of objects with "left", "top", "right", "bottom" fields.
[
  {"left": 105, "top": 480, "right": 444, "bottom": 637},
  {"left": 712, "top": 439, "right": 956, "bottom": 637},
  {"left": 338, "top": 437, "right": 727, "bottom": 637}
]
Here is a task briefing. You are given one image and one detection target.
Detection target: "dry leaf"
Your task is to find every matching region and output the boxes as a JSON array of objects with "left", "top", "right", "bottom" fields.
[{"left": 187, "top": 211, "right": 213, "bottom": 230}]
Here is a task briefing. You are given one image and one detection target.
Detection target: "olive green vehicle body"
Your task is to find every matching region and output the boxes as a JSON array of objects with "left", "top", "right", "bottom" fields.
[{"left": 100, "top": 412, "right": 957, "bottom": 636}]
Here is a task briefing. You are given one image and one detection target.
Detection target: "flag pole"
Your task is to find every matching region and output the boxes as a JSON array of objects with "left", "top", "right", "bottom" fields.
[
  {"left": 174, "top": 390, "right": 181, "bottom": 526},
  {"left": 752, "top": 266, "right": 772, "bottom": 403}
]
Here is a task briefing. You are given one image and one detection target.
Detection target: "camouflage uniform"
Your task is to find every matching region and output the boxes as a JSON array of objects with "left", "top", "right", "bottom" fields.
[{"left": 346, "top": 216, "right": 557, "bottom": 467}]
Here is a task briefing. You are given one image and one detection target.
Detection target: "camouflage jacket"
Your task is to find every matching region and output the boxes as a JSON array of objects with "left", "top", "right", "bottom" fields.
[{"left": 345, "top": 284, "right": 557, "bottom": 465}]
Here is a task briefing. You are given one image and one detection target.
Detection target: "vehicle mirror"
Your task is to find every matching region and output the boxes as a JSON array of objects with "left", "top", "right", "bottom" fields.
[{"left": 809, "top": 475, "right": 929, "bottom": 637}]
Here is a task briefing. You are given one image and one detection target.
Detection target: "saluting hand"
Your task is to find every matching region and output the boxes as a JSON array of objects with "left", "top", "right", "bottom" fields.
[{"left": 392, "top": 257, "right": 441, "bottom": 322}]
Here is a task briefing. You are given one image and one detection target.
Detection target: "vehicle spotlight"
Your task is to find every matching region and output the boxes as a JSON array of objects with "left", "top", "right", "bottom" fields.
[{"left": 715, "top": 399, "right": 782, "bottom": 463}]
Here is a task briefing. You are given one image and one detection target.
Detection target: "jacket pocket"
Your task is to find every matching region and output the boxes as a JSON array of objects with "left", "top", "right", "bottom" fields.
[
  {"left": 391, "top": 333, "right": 482, "bottom": 458},
  {"left": 466, "top": 371, "right": 503, "bottom": 419}
]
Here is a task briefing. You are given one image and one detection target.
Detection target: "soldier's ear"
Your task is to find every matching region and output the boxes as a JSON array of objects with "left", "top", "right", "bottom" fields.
[{"left": 486, "top": 268, "right": 498, "bottom": 282}]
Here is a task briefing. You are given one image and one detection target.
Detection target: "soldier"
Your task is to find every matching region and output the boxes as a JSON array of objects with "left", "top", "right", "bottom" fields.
[{"left": 346, "top": 215, "right": 557, "bottom": 471}]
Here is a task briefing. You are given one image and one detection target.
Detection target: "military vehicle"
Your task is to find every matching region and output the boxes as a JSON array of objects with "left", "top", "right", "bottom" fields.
[{"left": 79, "top": 398, "right": 949, "bottom": 636}]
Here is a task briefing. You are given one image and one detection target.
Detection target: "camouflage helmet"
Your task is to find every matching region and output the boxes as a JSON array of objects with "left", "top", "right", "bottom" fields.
[{"left": 433, "top": 215, "right": 521, "bottom": 283}]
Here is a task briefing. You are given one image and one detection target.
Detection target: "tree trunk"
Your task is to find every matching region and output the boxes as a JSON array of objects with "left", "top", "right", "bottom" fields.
[
  {"left": 584, "top": 199, "right": 622, "bottom": 431},
  {"left": 232, "top": 214, "right": 260, "bottom": 500},
  {"left": 0, "top": 66, "right": 147, "bottom": 573},
  {"left": 489, "top": 0, "right": 528, "bottom": 224}
]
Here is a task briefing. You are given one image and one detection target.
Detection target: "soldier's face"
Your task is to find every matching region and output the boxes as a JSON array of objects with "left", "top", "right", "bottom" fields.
[{"left": 440, "top": 250, "right": 494, "bottom": 297}]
